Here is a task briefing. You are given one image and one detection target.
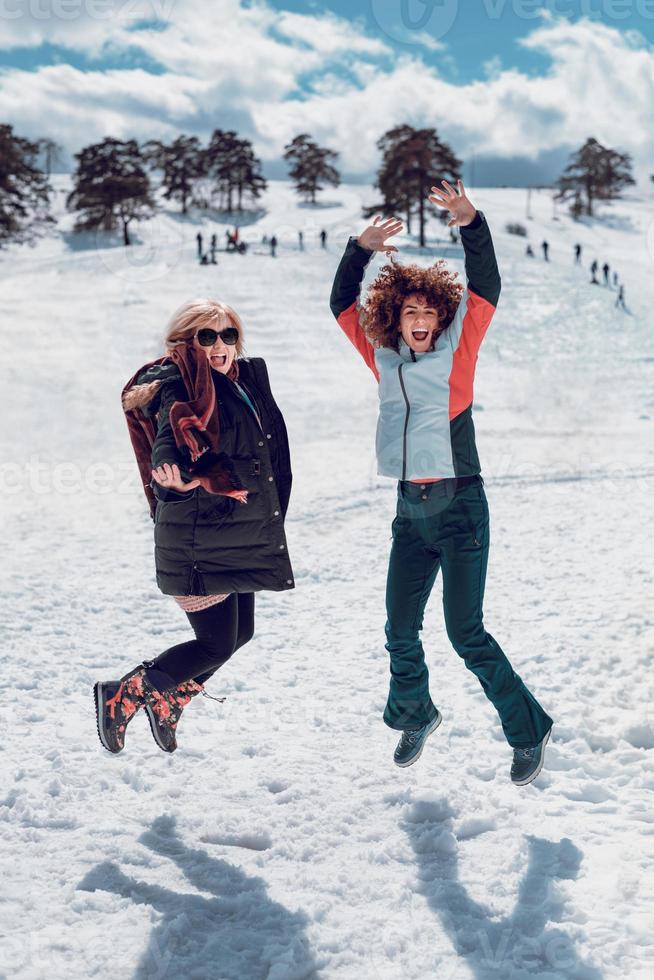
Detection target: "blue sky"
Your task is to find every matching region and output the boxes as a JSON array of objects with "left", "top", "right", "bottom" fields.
[
  {"left": 266, "top": 0, "right": 654, "bottom": 83},
  {"left": 0, "top": 0, "right": 653, "bottom": 186}
]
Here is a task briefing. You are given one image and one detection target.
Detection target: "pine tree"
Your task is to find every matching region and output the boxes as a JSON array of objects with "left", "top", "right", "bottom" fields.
[
  {"left": 284, "top": 134, "right": 340, "bottom": 204},
  {"left": 232, "top": 139, "right": 267, "bottom": 210},
  {"left": 0, "top": 124, "right": 54, "bottom": 247},
  {"left": 67, "top": 138, "right": 156, "bottom": 245},
  {"left": 37, "top": 137, "right": 63, "bottom": 178},
  {"left": 203, "top": 130, "right": 265, "bottom": 212},
  {"left": 364, "top": 125, "right": 462, "bottom": 247},
  {"left": 556, "top": 137, "right": 635, "bottom": 217},
  {"left": 143, "top": 135, "right": 205, "bottom": 214},
  {"left": 39, "top": 136, "right": 63, "bottom": 178}
]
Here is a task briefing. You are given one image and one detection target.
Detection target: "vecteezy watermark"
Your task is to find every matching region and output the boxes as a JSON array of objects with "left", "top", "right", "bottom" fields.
[
  {"left": 365, "top": 446, "right": 653, "bottom": 520},
  {"left": 368, "top": 0, "right": 654, "bottom": 47},
  {"left": 0, "top": 456, "right": 140, "bottom": 496},
  {"left": 370, "top": 0, "right": 459, "bottom": 46},
  {"left": 646, "top": 216, "right": 654, "bottom": 266},
  {"left": 0, "top": 0, "right": 177, "bottom": 21},
  {"left": 95, "top": 212, "right": 186, "bottom": 284},
  {"left": 493, "top": 0, "right": 654, "bottom": 19}
]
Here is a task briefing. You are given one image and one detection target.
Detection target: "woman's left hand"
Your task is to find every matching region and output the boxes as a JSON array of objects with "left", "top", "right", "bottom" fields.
[{"left": 429, "top": 179, "right": 477, "bottom": 227}]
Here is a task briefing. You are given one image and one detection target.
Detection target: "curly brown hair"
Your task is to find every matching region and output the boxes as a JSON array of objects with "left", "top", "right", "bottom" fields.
[{"left": 360, "top": 259, "right": 464, "bottom": 351}]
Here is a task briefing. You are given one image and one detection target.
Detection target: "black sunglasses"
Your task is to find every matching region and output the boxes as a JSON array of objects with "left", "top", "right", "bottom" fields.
[{"left": 195, "top": 326, "right": 239, "bottom": 347}]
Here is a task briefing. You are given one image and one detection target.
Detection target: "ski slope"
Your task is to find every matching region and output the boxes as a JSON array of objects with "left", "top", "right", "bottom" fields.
[{"left": 1, "top": 178, "right": 653, "bottom": 979}]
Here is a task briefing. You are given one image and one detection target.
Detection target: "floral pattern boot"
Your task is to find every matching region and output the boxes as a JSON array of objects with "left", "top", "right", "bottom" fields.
[
  {"left": 143, "top": 679, "right": 207, "bottom": 753},
  {"left": 94, "top": 667, "right": 150, "bottom": 754}
]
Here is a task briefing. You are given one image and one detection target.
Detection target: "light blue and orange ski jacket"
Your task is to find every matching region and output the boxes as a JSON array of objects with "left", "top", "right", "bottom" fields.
[{"left": 329, "top": 210, "right": 501, "bottom": 481}]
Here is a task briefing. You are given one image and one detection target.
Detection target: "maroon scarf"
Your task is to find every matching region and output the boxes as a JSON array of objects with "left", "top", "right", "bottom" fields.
[{"left": 121, "top": 343, "right": 242, "bottom": 519}]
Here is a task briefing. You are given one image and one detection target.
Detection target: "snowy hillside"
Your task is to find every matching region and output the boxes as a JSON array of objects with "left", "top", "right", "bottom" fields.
[{"left": 1, "top": 177, "right": 653, "bottom": 979}]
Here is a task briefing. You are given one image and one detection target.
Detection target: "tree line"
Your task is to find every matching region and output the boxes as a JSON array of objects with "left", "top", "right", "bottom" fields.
[{"left": 0, "top": 120, "right": 641, "bottom": 249}]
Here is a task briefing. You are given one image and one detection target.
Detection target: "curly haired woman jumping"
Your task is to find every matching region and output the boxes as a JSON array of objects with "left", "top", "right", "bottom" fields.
[{"left": 329, "top": 180, "right": 553, "bottom": 785}]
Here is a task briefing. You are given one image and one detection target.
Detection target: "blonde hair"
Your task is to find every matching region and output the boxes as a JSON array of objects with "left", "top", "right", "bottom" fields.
[{"left": 164, "top": 298, "right": 245, "bottom": 356}]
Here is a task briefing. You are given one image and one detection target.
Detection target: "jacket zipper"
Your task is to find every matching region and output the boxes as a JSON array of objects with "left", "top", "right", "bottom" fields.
[
  {"left": 187, "top": 491, "right": 205, "bottom": 594},
  {"left": 398, "top": 363, "right": 411, "bottom": 482}
]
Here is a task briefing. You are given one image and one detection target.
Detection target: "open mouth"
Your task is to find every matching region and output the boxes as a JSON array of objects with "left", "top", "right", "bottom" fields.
[
  {"left": 412, "top": 330, "right": 429, "bottom": 342},
  {"left": 211, "top": 354, "right": 227, "bottom": 367}
]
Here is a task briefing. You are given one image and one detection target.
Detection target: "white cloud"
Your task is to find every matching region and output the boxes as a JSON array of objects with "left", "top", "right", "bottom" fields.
[
  {"left": 0, "top": 0, "right": 167, "bottom": 54},
  {"left": 482, "top": 54, "right": 503, "bottom": 79},
  {"left": 273, "top": 9, "right": 389, "bottom": 57},
  {"left": 0, "top": 5, "right": 652, "bottom": 185}
]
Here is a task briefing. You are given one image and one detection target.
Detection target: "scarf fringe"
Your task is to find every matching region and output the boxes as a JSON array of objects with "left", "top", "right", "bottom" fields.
[{"left": 121, "top": 346, "right": 241, "bottom": 518}]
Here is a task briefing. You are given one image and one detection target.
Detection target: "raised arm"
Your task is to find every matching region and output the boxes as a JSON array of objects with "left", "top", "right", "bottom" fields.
[
  {"left": 429, "top": 179, "right": 501, "bottom": 306},
  {"left": 429, "top": 180, "right": 501, "bottom": 367},
  {"left": 329, "top": 216, "right": 403, "bottom": 381},
  {"left": 460, "top": 210, "right": 501, "bottom": 307}
]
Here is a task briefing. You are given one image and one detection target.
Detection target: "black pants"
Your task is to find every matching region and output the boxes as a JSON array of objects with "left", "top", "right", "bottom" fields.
[
  {"left": 144, "top": 593, "right": 255, "bottom": 692},
  {"left": 383, "top": 478, "right": 553, "bottom": 747}
]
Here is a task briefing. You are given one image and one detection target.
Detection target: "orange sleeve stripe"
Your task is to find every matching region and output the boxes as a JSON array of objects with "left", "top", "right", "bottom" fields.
[
  {"left": 336, "top": 302, "right": 380, "bottom": 381},
  {"left": 448, "top": 291, "right": 497, "bottom": 419}
]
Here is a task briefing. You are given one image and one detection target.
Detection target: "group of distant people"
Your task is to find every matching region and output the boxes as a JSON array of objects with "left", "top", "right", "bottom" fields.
[
  {"left": 525, "top": 239, "right": 627, "bottom": 310},
  {"left": 196, "top": 227, "right": 330, "bottom": 263},
  {"left": 296, "top": 228, "right": 329, "bottom": 252},
  {"left": 195, "top": 228, "right": 249, "bottom": 265},
  {"left": 196, "top": 231, "right": 218, "bottom": 265}
]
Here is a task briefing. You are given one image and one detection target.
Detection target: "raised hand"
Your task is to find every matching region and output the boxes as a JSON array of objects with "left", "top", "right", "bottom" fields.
[
  {"left": 151, "top": 462, "right": 201, "bottom": 493},
  {"left": 358, "top": 215, "right": 404, "bottom": 255},
  {"left": 429, "top": 179, "right": 477, "bottom": 227}
]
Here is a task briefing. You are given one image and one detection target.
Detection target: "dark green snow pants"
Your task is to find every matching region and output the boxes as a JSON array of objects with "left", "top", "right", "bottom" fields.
[{"left": 383, "top": 476, "right": 554, "bottom": 748}]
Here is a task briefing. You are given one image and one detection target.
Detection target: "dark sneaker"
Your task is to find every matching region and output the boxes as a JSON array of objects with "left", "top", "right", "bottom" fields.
[
  {"left": 143, "top": 679, "right": 205, "bottom": 753},
  {"left": 94, "top": 667, "right": 149, "bottom": 754},
  {"left": 393, "top": 711, "right": 443, "bottom": 768},
  {"left": 510, "top": 727, "right": 552, "bottom": 786}
]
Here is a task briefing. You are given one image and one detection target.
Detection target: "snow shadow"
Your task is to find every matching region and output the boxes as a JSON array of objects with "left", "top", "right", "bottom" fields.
[
  {"left": 575, "top": 212, "right": 637, "bottom": 234},
  {"left": 78, "top": 814, "right": 319, "bottom": 980},
  {"left": 398, "top": 241, "right": 464, "bottom": 261},
  {"left": 401, "top": 798, "right": 603, "bottom": 979},
  {"left": 296, "top": 200, "right": 341, "bottom": 210},
  {"left": 60, "top": 228, "right": 126, "bottom": 253},
  {"left": 177, "top": 208, "right": 266, "bottom": 228}
]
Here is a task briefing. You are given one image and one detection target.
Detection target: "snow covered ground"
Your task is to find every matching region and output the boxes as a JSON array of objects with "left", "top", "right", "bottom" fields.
[{"left": 1, "top": 178, "right": 653, "bottom": 979}]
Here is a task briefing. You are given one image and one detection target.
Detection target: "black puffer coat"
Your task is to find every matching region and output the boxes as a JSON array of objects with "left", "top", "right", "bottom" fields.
[{"left": 136, "top": 357, "right": 294, "bottom": 596}]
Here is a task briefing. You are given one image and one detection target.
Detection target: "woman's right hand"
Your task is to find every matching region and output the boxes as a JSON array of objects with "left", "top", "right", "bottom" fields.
[
  {"left": 151, "top": 462, "right": 201, "bottom": 492},
  {"left": 357, "top": 215, "right": 403, "bottom": 255}
]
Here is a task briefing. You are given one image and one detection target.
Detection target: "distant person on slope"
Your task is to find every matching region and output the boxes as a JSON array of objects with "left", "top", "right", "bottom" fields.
[
  {"left": 574, "top": 243, "right": 582, "bottom": 264},
  {"left": 602, "top": 262, "right": 610, "bottom": 286},
  {"left": 590, "top": 260, "right": 599, "bottom": 284},
  {"left": 329, "top": 179, "right": 553, "bottom": 786},
  {"left": 541, "top": 240, "right": 549, "bottom": 261},
  {"left": 615, "top": 284, "right": 626, "bottom": 310},
  {"left": 94, "top": 301, "right": 294, "bottom": 755}
]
